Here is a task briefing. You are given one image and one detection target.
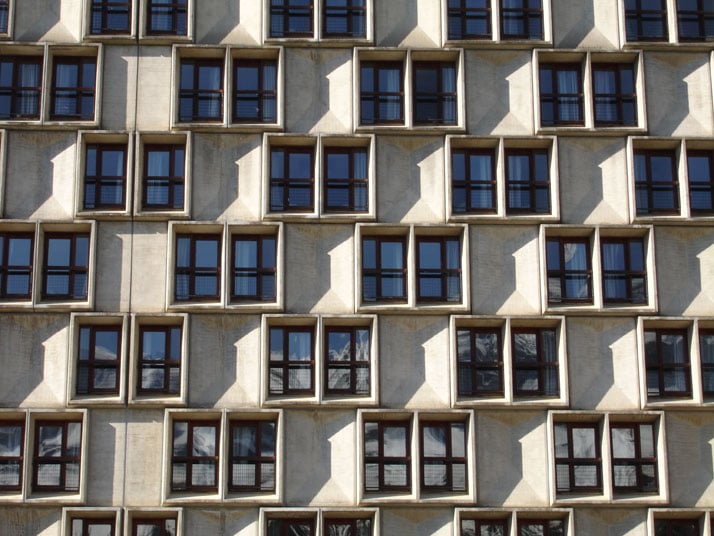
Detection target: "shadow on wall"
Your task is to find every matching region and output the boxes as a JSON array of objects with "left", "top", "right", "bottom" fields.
[
  {"left": 86, "top": 413, "right": 118, "bottom": 504},
  {"left": 17, "top": 0, "right": 61, "bottom": 41},
  {"left": 185, "top": 508, "right": 256, "bottom": 534},
  {"left": 647, "top": 56, "right": 694, "bottom": 136},
  {"left": 375, "top": 0, "right": 419, "bottom": 46},
  {"left": 0, "top": 507, "right": 59, "bottom": 535},
  {"left": 94, "top": 227, "right": 125, "bottom": 311},
  {"left": 552, "top": 0, "right": 595, "bottom": 49},
  {"left": 655, "top": 227, "right": 708, "bottom": 315},
  {"left": 197, "top": 0, "right": 240, "bottom": 43},
  {"left": 665, "top": 413, "right": 714, "bottom": 505}
]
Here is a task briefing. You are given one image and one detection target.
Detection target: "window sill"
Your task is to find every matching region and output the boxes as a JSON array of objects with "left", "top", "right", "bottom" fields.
[
  {"left": 0, "top": 493, "right": 24, "bottom": 504},
  {"left": 25, "top": 491, "right": 85, "bottom": 505},
  {"left": 166, "top": 300, "right": 224, "bottom": 312},
  {"left": 223, "top": 492, "right": 282, "bottom": 505},
  {"left": 67, "top": 395, "right": 124, "bottom": 407},
  {"left": 34, "top": 301, "right": 93, "bottom": 312},
  {"left": 129, "top": 395, "right": 186, "bottom": 407},
  {"left": 544, "top": 303, "right": 657, "bottom": 316},
  {"left": 75, "top": 210, "right": 132, "bottom": 220},
  {"left": 134, "top": 210, "right": 191, "bottom": 221},
  {"left": 163, "top": 492, "right": 222, "bottom": 505},
  {"left": 262, "top": 395, "right": 320, "bottom": 407},
  {"left": 226, "top": 301, "right": 283, "bottom": 313},
  {"left": 139, "top": 34, "right": 193, "bottom": 45},
  {"left": 82, "top": 34, "right": 137, "bottom": 44},
  {"left": 537, "top": 125, "right": 646, "bottom": 136}
]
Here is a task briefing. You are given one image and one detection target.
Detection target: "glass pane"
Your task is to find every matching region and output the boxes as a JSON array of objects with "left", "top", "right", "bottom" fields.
[
  {"left": 383, "top": 425, "right": 406, "bottom": 456},
  {"left": 422, "top": 425, "right": 446, "bottom": 457},
  {"left": 192, "top": 426, "right": 216, "bottom": 456}
]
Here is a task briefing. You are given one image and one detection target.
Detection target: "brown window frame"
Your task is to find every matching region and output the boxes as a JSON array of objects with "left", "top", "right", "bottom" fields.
[
  {"left": 644, "top": 328, "right": 691, "bottom": 399},
  {"left": 500, "top": 0, "right": 544, "bottom": 40},
  {"left": 90, "top": 0, "right": 132, "bottom": 35},
  {"left": 323, "top": 146, "right": 369, "bottom": 213},
  {"left": 451, "top": 148, "right": 497, "bottom": 214},
  {"left": 625, "top": 0, "right": 669, "bottom": 41},
  {"left": 0, "top": 420, "right": 25, "bottom": 492},
  {"left": 322, "top": 0, "right": 367, "bottom": 38},
  {"left": 170, "top": 419, "right": 220, "bottom": 493},
  {"left": 416, "top": 235, "right": 462, "bottom": 303},
  {"left": 359, "top": 60, "right": 405, "bottom": 125},
  {"left": 268, "top": 325, "right": 315, "bottom": 396},
  {"left": 460, "top": 518, "right": 508, "bottom": 535},
  {"left": 71, "top": 518, "right": 116, "bottom": 536},
  {"left": 50, "top": 56, "right": 97, "bottom": 121},
  {"left": 324, "top": 325, "right": 371, "bottom": 396},
  {"left": 76, "top": 324, "right": 121, "bottom": 396},
  {"left": 539, "top": 63, "right": 584, "bottom": 127},
  {"left": 654, "top": 518, "right": 700, "bottom": 535},
  {"left": 591, "top": 63, "right": 637, "bottom": 127},
  {"left": 700, "top": 328, "right": 714, "bottom": 396},
  {"left": 230, "top": 234, "right": 277, "bottom": 302},
  {"left": 146, "top": 0, "right": 187, "bottom": 36},
  {"left": 228, "top": 419, "right": 277, "bottom": 492},
  {"left": 269, "top": 145, "right": 315, "bottom": 212},
  {"left": 32, "top": 419, "right": 82, "bottom": 493},
  {"left": 142, "top": 144, "right": 185, "bottom": 211},
  {"left": 0, "top": 231, "right": 34, "bottom": 300},
  {"left": 412, "top": 61, "right": 458, "bottom": 126},
  {"left": 447, "top": 0, "right": 492, "bottom": 40},
  {"left": 610, "top": 421, "right": 658, "bottom": 493},
  {"left": 137, "top": 325, "right": 182, "bottom": 396},
  {"left": 0, "top": 0, "right": 9, "bottom": 34},
  {"left": 361, "top": 235, "right": 408, "bottom": 303},
  {"left": 232, "top": 58, "right": 278, "bottom": 124},
  {"left": 419, "top": 420, "right": 467, "bottom": 493},
  {"left": 267, "top": 518, "right": 316, "bottom": 536},
  {"left": 633, "top": 149, "right": 680, "bottom": 215},
  {"left": 511, "top": 327, "right": 559, "bottom": 397},
  {"left": 505, "top": 148, "right": 550, "bottom": 214},
  {"left": 363, "top": 420, "right": 411, "bottom": 492},
  {"left": 178, "top": 58, "right": 224, "bottom": 122},
  {"left": 517, "top": 519, "right": 565, "bottom": 535},
  {"left": 83, "top": 144, "right": 127, "bottom": 210},
  {"left": 131, "top": 518, "right": 177, "bottom": 536},
  {"left": 41, "top": 232, "right": 90, "bottom": 301},
  {"left": 546, "top": 237, "right": 593, "bottom": 305},
  {"left": 324, "top": 517, "right": 373, "bottom": 535},
  {"left": 174, "top": 233, "right": 222, "bottom": 302},
  {"left": 678, "top": 0, "right": 714, "bottom": 41},
  {"left": 269, "top": 0, "right": 314, "bottom": 38},
  {"left": 553, "top": 421, "right": 602, "bottom": 494},
  {"left": 456, "top": 327, "right": 503, "bottom": 397},
  {"left": 600, "top": 237, "right": 647, "bottom": 304},
  {"left": 0, "top": 56, "right": 42, "bottom": 120},
  {"left": 686, "top": 149, "right": 714, "bottom": 214}
]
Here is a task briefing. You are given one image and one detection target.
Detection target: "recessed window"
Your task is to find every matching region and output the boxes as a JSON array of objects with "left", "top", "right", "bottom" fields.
[
  {"left": 137, "top": 325, "right": 181, "bottom": 395},
  {"left": 42, "top": 233, "right": 90, "bottom": 301},
  {"left": 90, "top": 0, "right": 132, "bottom": 35},
  {"left": 512, "top": 327, "right": 558, "bottom": 397},
  {"left": 32, "top": 420, "right": 82, "bottom": 492},
  {"left": 178, "top": 59, "right": 223, "bottom": 122},
  {"left": 592, "top": 63, "right": 636, "bottom": 127},
  {"left": 233, "top": 59, "right": 277, "bottom": 124},
  {"left": 323, "top": 146, "right": 368, "bottom": 213},
  {"left": 451, "top": 148, "right": 496, "bottom": 214},
  {"left": 0, "top": 1, "right": 9, "bottom": 34},
  {"left": 634, "top": 149, "right": 679, "bottom": 215},
  {"left": 654, "top": 518, "right": 700, "bottom": 535},
  {"left": 0, "top": 56, "right": 42, "bottom": 120},
  {"left": 50, "top": 57, "right": 96, "bottom": 121},
  {"left": 500, "top": 0, "right": 543, "bottom": 40},
  {"left": 131, "top": 518, "right": 177, "bottom": 536},
  {"left": 143, "top": 144, "right": 185, "bottom": 211},
  {"left": 231, "top": 234, "right": 277, "bottom": 302},
  {"left": 505, "top": 148, "right": 550, "bottom": 214},
  {"left": 360, "top": 61, "right": 404, "bottom": 125},
  {"left": 323, "top": 0, "right": 366, "bottom": 38},
  {"left": 700, "top": 329, "right": 714, "bottom": 395},
  {"left": 460, "top": 518, "right": 508, "bottom": 536},
  {"left": 70, "top": 518, "right": 115, "bottom": 536},
  {"left": 0, "top": 420, "right": 24, "bottom": 491},
  {"left": 269, "top": 326, "right": 315, "bottom": 395},
  {"left": 553, "top": 422, "right": 601, "bottom": 493},
  {"left": 146, "top": 0, "right": 187, "bottom": 36},
  {"left": 170, "top": 419, "right": 219, "bottom": 492},
  {"left": 270, "top": 0, "right": 314, "bottom": 38},
  {"left": 456, "top": 327, "right": 503, "bottom": 397},
  {"left": 517, "top": 519, "right": 565, "bottom": 536},
  {"left": 686, "top": 150, "right": 714, "bottom": 213},
  {"left": 76, "top": 325, "right": 121, "bottom": 396},
  {"left": 228, "top": 419, "right": 276, "bottom": 492},
  {"left": 324, "top": 326, "right": 370, "bottom": 396},
  {"left": 420, "top": 420, "right": 467, "bottom": 492},
  {"left": 644, "top": 328, "right": 691, "bottom": 399},
  {"left": 84, "top": 144, "right": 127, "bottom": 210},
  {"left": 416, "top": 236, "right": 462, "bottom": 302},
  {"left": 0, "top": 232, "right": 33, "bottom": 300},
  {"left": 677, "top": 0, "right": 714, "bottom": 41},
  {"left": 363, "top": 420, "right": 410, "bottom": 492},
  {"left": 267, "top": 518, "right": 315, "bottom": 536},
  {"left": 447, "top": 0, "right": 492, "bottom": 40},
  {"left": 269, "top": 146, "right": 314, "bottom": 212},
  {"left": 625, "top": 0, "right": 668, "bottom": 41},
  {"left": 324, "top": 518, "right": 373, "bottom": 536},
  {"left": 610, "top": 421, "right": 658, "bottom": 493},
  {"left": 361, "top": 236, "right": 407, "bottom": 302},
  {"left": 412, "top": 61, "right": 457, "bottom": 126},
  {"left": 545, "top": 237, "right": 592, "bottom": 304},
  {"left": 601, "top": 237, "right": 647, "bottom": 304},
  {"left": 174, "top": 234, "right": 221, "bottom": 302},
  {"left": 539, "top": 63, "right": 583, "bottom": 127}
]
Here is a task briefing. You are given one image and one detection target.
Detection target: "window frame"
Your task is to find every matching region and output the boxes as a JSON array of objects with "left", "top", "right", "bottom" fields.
[
  {"left": 266, "top": 516, "right": 317, "bottom": 536},
  {"left": 0, "top": 230, "right": 34, "bottom": 301},
  {"left": 450, "top": 146, "right": 498, "bottom": 215},
  {"left": 553, "top": 421, "right": 602, "bottom": 494},
  {"left": 505, "top": 147, "right": 551, "bottom": 215},
  {"left": 267, "top": 143, "right": 316, "bottom": 214},
  {"left": 88, "top": 0, "right": 134, "bottom": 36},
  {"left": 323, "top": 324, "right": 372, "bottom": 398},
  {"left": 517, "top": 518, "right": 567, "bottom": 535},
  {"left": 40, "top": 231, "right": 92, "bottom": 303},
  {"left": 633, "top": 147, "right": 680, "bottom": 216},
  {"left": 359, "top": 59, "right": 405, "bottom": 126},
  {"left": 0, "top": 54, "right": 43, "bottom": 121},
  {"left": 0, "top": 418, "right": 25, "bottom": 493},
  {"left": 232, "top": 57, "right": 278, "bottom": 125},
  {"left": 500, "top": 0, "right": 545, "bottom": 40},
  {"left": 609, "top": 420, "right": 659, "bottom": 494},
  {"left": 446, "top": 0, "right": 493, "bottom": 41},
  {"left": 600, "top": 236, "right": 648, "bottom": 305},
  {"left": 415, "top": 235, "right": 463, "bottom": 303},
  {"left": 322, "top": 145, "right": 370, "bottom": 214},
  {"left": 644, "top": 327, "right": 692, "bottom": 400},
  {"left": 591, "top": 62, "right": 637, "bottom": 127},
  {"left": 176, "top": 56, "right": 224, "bottom": 124},
  {"left": 125, "top": 509, "right": 182, "bottom": 536},
  {"left": 511, "top": 326, "right": 560, "bottom": 398},
  {"left": 545, "top": 236, "right": 593, "bottom": 305},
  {"left": 31, "top": 418, "right": 84, "bottom": 494},
  {"left": 677, "top": 0, "right": 714, "bottom": 41},
  {"left": 228, "top": 418, "right": 278, "bottom": 493},
  {"left": 268, "top": 0, "right": 315, "bottom": 39},
  {"left": 230, "top": 233, "right": 278, "bottom": 304},
  {"left": 145, "top": 0, "right": 188, "bottom": 37},
  {"left": 0, "top": 0, "right": 13, "bottom": 38},
  {"left": 686, "top": 148, "right": 714, "bottom": 215},
  {"left": 75, "top": 324, "right": 122, "bottom": 397},
  {"left": 624, "top": 0, "right": 669, "bottom": 42},
  {"left": 169, "top": 417, "right": 220, "bottom": 494},
  {"left": 141, "top": 143, "right": 186, "bottom": 212},
  {"left": 539, "top": 62, "right": 584, "bottom": 128},
  {"left": 62, "top": 509, "right": 121, "bottom": 536},
  {"left": 136, "top": 324, "right": 182, "bottom": 397},
  {"left": 82, "top": 143, "right": 129, "bottom": 212},
  {"left": 49, "top": 55, "right": 98, "bottom": 122},
  {"left": 360, "top": 234, "right": 408, "bottom": 304},
  {"left": 456, "top": 325, "right": 504, "bottom": 398},
  {"left": 171, "top": 229, "right": 223, "bottom": 305},
  {"left": 419, "top": 419, "right": 469, "bottom": 494},
  {"left": 362, "top": 418, "right": 412, "bottom": 494},
  {"left": 322, "top": 0, "right": 368, "bottom": 39},
  {"left": 266, "top": 324, "right": 316, "bottom": 398},
  {"left": 412, "top": 60, "right": 459, "bottom": 126}
]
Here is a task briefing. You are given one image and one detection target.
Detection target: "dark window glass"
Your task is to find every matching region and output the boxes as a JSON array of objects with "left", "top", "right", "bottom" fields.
[
  {"left": 147, "top": 0, "right": 187, "bottom": 35},
  {"left": 360, "top": 61, "right": 404, "bottom": 125},
  {"left": 448, "top": 0, "right": 492, "bottom": 40},
  {"left": 0, "top": 57, "right": 42, "bottom": 119},
  {"left": 178, "top": 59, "right": 223, "bottom": 122},
  {"left": 269, "top": 146, "right": 314, "bottom": 211},
  {"left": 687, "top": 150, "right": 714, "bottom": 213},
  {"left": 505, "top": 148, "right": 550, "bottom": 213},
  {"left": 268, "top": 519, "right": 315, "bottom": 536},
  {"left": 361, "top": 236, "right": 407, "bottom": 302},
  {"left": 323, "top": 0, "right": 366, "bottom": 37},
  {"left": 413, "top": 61, "right": 457, "bottom": 125},
  {"left": 132, "top": 518, "right": 177, "bottom": 536},
  {"left": 452, "top": 148, "right": 497, "bottom": 213},
  {"left": 501, "top": 0, "right": 543, "bottom": 40},
  {"left": 77, "top": 325, "right": 121, "bottom": 395},
  {"left": 90, "top": 0, "right": 131, "bottom": 34},
  {"left": 42, "top": 233, "right": 90, "bottom": 301},
  {"left": 456, "top": 327, "right": 503, "bottom": 397},
  {"left": 84, "top": 144, "right": 127, "bottom": 210},
  {"left": 171, "top": 420, "right": 219, "bottom": 492},
  {"left": 363, "top": 420, "right": 410, "bottom": 492},
  {"left": 229, "top": 420, "right": 276, "bottom": 491},
  {"left": 517, "top": 519, "right": 565, "bottom": 536},
  {"left": 0, "top": 421, "right": 24, "bottom": 491},
  {"left": 174, "top": 234, "right": 221, "bottom": 302},
  {"left": 138, "top": 325, "right": 182, "bottom": 395},
  {"left": 0, "top": 1, "right": 8, "bottom": 34},
  {"left": 233, "top": 59, "right": 277, "bottom": 123},
  {"left": 601, "top": 237, "right": 647, "bottom": 304},
  {"left": 644, "top": 328, "right": 691, "bottom": 398},
  {"left": 51, "top": 57, "right": 96, "bottom": 120},
  {"left": 625, "top": 0, "right": 668, "bottom": 41},
  {"left": 546, "top": 237, "right": 592, "bottom": 304},
  {"left": 324, "top": 518, "right": 372, "bottom": 536},
  {"left": 32, "top": 420, "right": 82, "bottom": 492},
  {"left": 269, "top": 326, "right": 315, "bottom": 395},
  {"left": 143, "top": 144, "right": 185, "bottom": 210},
  {"left": 461, "top": 519, "right": 508, "bottom": 536},
  {"left": 539, "top": 63, "right": 583, "bottom": 127},
  {"left": 634, "top": 149, "right": 680, "bottom": 215},
  {"left": 323, "top": 146, "right": 368, "bottom": 213},
  {"left": 420, "top": 421, "right": 467, "bottom": 492},
  {"left": 700, "top": 329, "right": 714, "bottom": 395},
  {"left": 678, "top": 0, "right": 714, "bottom": 41},
  {"left": 416, "top": 236, "right": 462, "bottom": 302},
  {"left": 0, "top": 232, "right": 33, "bottom": 300},
  {"left": 654, "top": 518, "right": 700, "bottom": 536},
  {"left": 231, "top": 234, "right": 277, "bottom": 301},
  {"left": 512, "top": 327, "right": 559, "bottom": 397},
  {"left": 270, "top": 0, "right": 314, "bottom": 37},
  {"left": 610, "top": 421, "right": 658, "bottom": 493},
  {"left": 71, "top": 519, "right": 115, "bottom": 536},
  {"left": 592, "top": 63, "right": 637, "bottom": 127},
  {"left": 324, "top": 326, "right": 370, "bottom": 395},
  {"left": 553, "top": 422, "right": 601, "bottom": 493}
]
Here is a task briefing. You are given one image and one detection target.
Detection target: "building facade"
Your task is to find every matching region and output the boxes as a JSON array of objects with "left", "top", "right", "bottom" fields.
[{"left": 0, "top": 0, "right": 714, "bottom": 534}]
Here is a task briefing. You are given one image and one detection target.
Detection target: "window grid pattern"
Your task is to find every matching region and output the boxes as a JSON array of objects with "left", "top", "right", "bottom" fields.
[
  {"left": 457, "top": 327, "right": 503, "bottom": 397},
  {"left": 413, "top": 61, "right": 458, "bottom": 126},
  {"left": 178, "top": 59, "right": 223, "bottom": 122},
  {"left": 77, "top": 325, "right": 121, "bottom": 396},
  {"left": 539, "top": 63, "right": 584, "bottom": 127},
  {"left": 231, "top": 234, "right": 277, "bottom": 302},
  {"left": 267, "top": 518, "right": 315, "bottom": 536},
  {"left": 324, "top": 326, "right": 371, "bottom": 396},
  {"left": 131, "top": 518, "right": 177, "bottom": 536},
  {"left": 0, "top": 232, "right": 33, "bottom": 300},
  {"left": 147, "top": 0, "right": 187, "bottom": 36},
  {"left": 269, "top": 326, "right": 315, "bottom": 395},
  {"left": 416, "top": 236, "right": 462, "bottom": 302},
  {"left": 360, "top": 61, "right": 404, "bottom": 125},
  {"left": 84, "top": 144, "right": 127, "bottom": 210},
  {"left": 677, "top": 0, "right": 714, "bottom": 41},
  {"left": 461, "top": 518, "right": 509, "bottom": 536},
  {"left": 452, "top": 148, "right": 497, "bottom": 214},
  {"left": 323, "top": 0, "right": 366, "bottom": 38},
  {"left": 654, "top": 518, "right": 700, "bottom": 536},
  {"left": 553, "top": 422, "right": 602, "bottom": 493},
  {"left": 610, "top": 421, "right": 658, "bottom": 493},
  {"left": 0, "top": 420, "right": 24, "bottom": 491},
  {"left": 546, "top": 237, "right": 593, "bottom": 304},
  {"left": 32, "top": 420, "right": 82, "bottom": 492},
  {"left": 233, "top": 59, "right": 277, "bottom": 124},
  {"left": 42, "top": 233, "right": 90, "bottom": 301},
  {"left": 687, "top": 150, "right": 714, "bottom": 213},
  {"left": 700, "top": 329, "right": 714, "bottom": 395},
  {"left": 511, "top": 327, "right": 559, "bottom": 397},
  {"left": 229, "top": 420, "right": 276, "bottom": 492},
  {"left": 361, "top": 236, "right": 407, "bottom": 303},
  {"left": 138, "top": 325, "right": 181, "bottom": 395},
  {"left": 171, "top": 420, "right": 219, "bottom": 492},
  {"left": 0, "top": 0, "right": 8, "bottom": 34},
  {"left": 517, "top": 519, "right": 565, "bottom": 536},
  {"left": 51, "top": 56, "right": 96, "bottom": 121},
  {"left": 0, "top": 56, "right": 42, "bottom": 120},
  {"left": 447, "top": 0, "right": 492, "bottom": 40},
  {"left": 505, "top": 148, "right": 550, "bottom": 214},
  {"left": 143, "top": 144, "right": 185, "bottom": 210},
  {"left": 500, "top": 0, "right": 544, "bottom": 40},
  {"left": 90, "top": 0, "right": 132, "bottom": 35},
  {"left": 269, "top": 146, "right": 315, "bottom": 212},
  {"left": 174, "top": 234, "right": 221, "bottom": 302},
  {"left": 323, "top": 146, "right": 369, "bottom": 213},
  {"left": 363, "top": 420, "right": 411, "bottom": 492},
  {"left": 644, "top": 328, "right": 691, "bottom": 399},
  {"left": 420, "top": 420, "right": 467, "bottom": 492},
  {"left": 592, "top": 63, "right": 637, "bottom": 127},
  {"left": 270, "top": 0, "right": 314, "bottom": 38},
  {"left": 634, "top": 149, "right": 680, "bottom": 215},
  {"left": 601, "top": 237, "right": 647, "bottom": 304},
  {"left": 625, "top": 0, "right": 668, "bottom": 41},
  {"left": 71, "top": 518, "right": 116, "bottom": 536},
  {"left": 324, "top": 518, "right": 372, "bottom": 536}
]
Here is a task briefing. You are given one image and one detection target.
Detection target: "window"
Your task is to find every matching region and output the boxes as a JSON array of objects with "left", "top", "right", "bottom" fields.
[
  {"left": 420, "top": 421, "right": 467, "bottom": 492},
  {"left": 267, "top": 518, "right": 315, "bottom": 536},
  {"left": 592, "top": 64, "right": 636, "bottom": 127},
  {"left": 90, "top": 0, "right": 132, "bottom": 35},
  {"left": 323, "top": 146, "right": 368, "bottom": 213},
  {"left": 138, "top": 325, "right": 181, "bottom": 395},
  {"left": 700, "top": 329, "right": 714, "bottom": 395},
  {"left": 654, "top": 518, "right": 699, "bottom": 535},
  {"left": 553, "top": 422, "right": 601, "bottom": 493},
  {"left": 178, "top": 59, "right": 223, "bottom": 122},
  {"left": 170, "top": 419, "right": 219, "bottom": 492},
  {"left": 610, "top": 422, "right": 658, "bottom": 492},
  {"left": 269, "top": 146, "right": 314, "bottom": 212},
  {"left": 447, "top": 0, "right": 492, "bottom": 40},
  {"left": 0, "top": 0, "right": 8, "bottom": 34},
  {"left": 363, "top": 420, "right": 410, "bottom": 492},
  {"left": 233, "top": 59, "right": 277, "bottom": 123},
  {"left": 546, "top": 238, "right": 592, "bottom": 304},
  {"left": 361, "top": 236, "right": 407, "bottom": 302},
  {"left": 505, "top": 148, "right": 550, "bottom": 214},
  {"left": 456, "top": 327, "right": 503, "bottom": 397},
  {"left": 0, "top": 56, "right": 42, "bottom": 120},
  {"left": 413, "top": 62, "right": 457, "bottom": 126},
  {"left": 687, "top": 150, "right": 714, "bottom": 213},
  {"left": 146, "top": 0, "right": 187, "bottom": 35},
  {"left": 517, "top": 519, "right": 565, "bottom": 535},
  {"left": 634, "top": 149, "right": 679, "bottom": 215},
  {"left": 231, "top": 234, "right": 276, "bottom": 302},
  {"left": 132, "top": 518, "right": 177, "bottom": 536},
  {"left": 174, "top": 234, "right": 221, "bottom": 302},
  {"left": 42, "top": 233, "right": 90, "bottom": 301},
  {"left": 324, "top": 518, "right": 372, "bottom": 536},
  {"left": 70, "top": 518, "right": 115, "bottom": 536},
  {"left": 228, "top": 419, "right": 276, "bottom": 492},
  {"left": 270, "top": 0, "right": 314, "bottom": 38},
  {"left": 512, "top": 327, "right": 558, "bottom": 397},
  {"left": 269, "top": 326, "right": 314, "bottom": 395},
  {"left": 50, "top": 57, "right": 96, "bottom": 121},
  {"left": 460, "top": 518, "right": 508, "bottom": 536},
  {"left": 601, "top": 238, "right": 647, "bottom": 304},
  {"left": 500, "top": 0, "right": 543, "bottom": 40},
  {"left": 539, "top": 64, "right": 583, "bottom": 127},
  {"left": 678, "top": 0, "right": 714, "bottom": 41},
  {"left": 323, "top": 0, "right": 366, "bottom": 38},
  {"left": 32, "top": 420, "right": 82, "bottom": 492},
  {"left": 625, "top": 0, "right": 668, "bottom": 41},
  {"left": 644, "top": 328, "right": 691, "bottom": 399},
  {"left": 416, "top": 236, "right": 461, "bottom": 302},
  {"left": 83, "top": 144, "right": 127, "bottom": 210},
  {"left": 324, "top": 326, "right": 370, "bottom": 396},
  {"left": 143, "top": 144, "right": 185, "bottom": 211},
  {"left": 0, "top": 420, "right": 24, "bottom": 491},
  {"left": 0, "top": 232, "right": 33, "bottom": 300},
  {"left": 451, "top": 148, "right": 496, "bottom": 214},
  {"left": 360, "top": 61, "right": 404, "bottom": 125},
  {"left": 76, "top": 325, "right": 121, "bottom": 396}
]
